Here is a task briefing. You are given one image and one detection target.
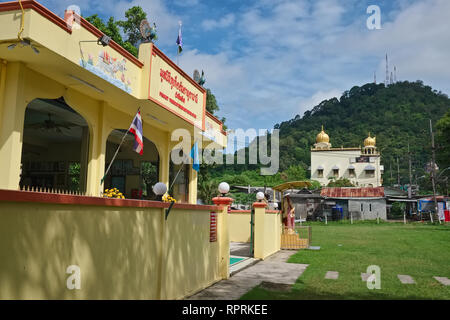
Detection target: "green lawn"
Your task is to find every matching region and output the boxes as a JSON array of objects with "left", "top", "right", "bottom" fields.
[{"left": 241, "top": 221, "right": 450, "bottom": 300}]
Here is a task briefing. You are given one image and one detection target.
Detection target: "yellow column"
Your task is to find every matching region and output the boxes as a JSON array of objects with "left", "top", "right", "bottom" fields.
[
  {"left": 79, "top": 126, "right": 89, "bottom": 193},
  {"left": 188, "top": 166, "right": 198, "bottom": 204},
  {"left": 0, "top": 59, "right": 7, "bottom": 128},
  {"left": 157, "top": 132, "right": 170, "bottom": 189},
  {"left": 212, "top": 197, "right": 233, "bottom": 279},
  {"left": 83, "top": 101, "right": 107, "bottom": 196},
  {"left": 253, "top": 201, "right": 267, "bottom": 260},
  {"left": 0, "top": 62, "right": 27, "bottom": 190}
]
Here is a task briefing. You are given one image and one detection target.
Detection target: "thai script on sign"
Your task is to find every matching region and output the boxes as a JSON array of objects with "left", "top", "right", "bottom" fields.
[{"left": 160, "top": 69, "right": 198, "bottom": 103}]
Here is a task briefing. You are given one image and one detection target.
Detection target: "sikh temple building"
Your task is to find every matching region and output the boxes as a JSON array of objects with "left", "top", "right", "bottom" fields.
[{"left": 310, "top": 126, "right": 384, "bottom": 187}]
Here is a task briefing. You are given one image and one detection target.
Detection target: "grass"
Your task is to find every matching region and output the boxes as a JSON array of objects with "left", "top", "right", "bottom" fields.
[{"left": 241, "top": 221, "right": 450, "bottom": 300}]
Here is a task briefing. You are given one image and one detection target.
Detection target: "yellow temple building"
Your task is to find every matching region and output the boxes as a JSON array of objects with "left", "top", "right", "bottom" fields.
[{"left": 0, "top": 0, "right": 227, "bottom": 203}]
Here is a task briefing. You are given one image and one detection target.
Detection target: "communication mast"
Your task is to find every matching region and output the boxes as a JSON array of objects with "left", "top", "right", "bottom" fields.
[{"left": 385, "top": 54, "right": 389, "bottom": 86}]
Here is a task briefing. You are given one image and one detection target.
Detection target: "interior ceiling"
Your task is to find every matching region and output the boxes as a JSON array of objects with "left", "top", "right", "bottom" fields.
[{"left": 23, "top": 98, "right": 88, "bottom": 143}]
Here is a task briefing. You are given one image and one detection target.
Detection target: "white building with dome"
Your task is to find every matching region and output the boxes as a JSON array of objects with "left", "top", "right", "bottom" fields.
[{"left": 310, "top": 126, "right": 384, "bottom": 187}]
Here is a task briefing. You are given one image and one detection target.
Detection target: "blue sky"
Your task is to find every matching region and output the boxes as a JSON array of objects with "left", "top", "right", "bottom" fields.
[{"left": 26, "top": 0, "right": 450, "bottom": 133}]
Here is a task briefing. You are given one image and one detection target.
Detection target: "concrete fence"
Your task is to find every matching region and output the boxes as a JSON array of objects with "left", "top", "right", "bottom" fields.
[
  {"left": 0, "top": 190, "right": 231, "bottom": 300},
  {"left": 228, "top": 210, "right": 251, "bottom": 243},
  {"left": 253, "top": 203, "right": 282, "bottom": 260}
]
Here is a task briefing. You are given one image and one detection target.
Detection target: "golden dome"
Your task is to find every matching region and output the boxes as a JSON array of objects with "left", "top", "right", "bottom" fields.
[
  {"left": 316, "top": 125, "right": 330, "bottom": 143},
  {"left": 364, "top": 133, "right": 376, "bottom": 147}
]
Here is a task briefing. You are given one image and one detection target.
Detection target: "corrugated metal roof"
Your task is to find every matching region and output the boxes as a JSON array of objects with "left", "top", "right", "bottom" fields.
[{"left": 321, "top": 187, "right": 385, "bottom": 198}]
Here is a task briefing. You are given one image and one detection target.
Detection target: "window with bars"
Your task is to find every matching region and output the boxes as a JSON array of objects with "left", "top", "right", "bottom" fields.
[{"left": 318, "top": 169, "right": 324, "bottom": 178}]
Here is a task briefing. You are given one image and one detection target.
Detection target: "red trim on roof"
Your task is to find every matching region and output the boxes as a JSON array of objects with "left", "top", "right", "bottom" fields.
[
  {"left": 321, "top": 187, "right": 385, "bottom": 198},
  {"left": 76, "top": 13, "right": 143, "bottom": 68},
  {"left": 0, "top": 0, "right": 71, "bottom": 33},
  {"left": 0, "top": 1, "right": 144, "bottom": 68},
  {"left": 206, "top": 111, "right": 227, "bottom": 137},
  {"left": 152, "top": 45, "right": 206, "bottom": 94}
]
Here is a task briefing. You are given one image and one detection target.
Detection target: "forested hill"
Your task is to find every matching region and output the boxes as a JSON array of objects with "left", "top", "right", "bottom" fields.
[{"left": 274, "top": 81, "right": 449, "bottom": 184}]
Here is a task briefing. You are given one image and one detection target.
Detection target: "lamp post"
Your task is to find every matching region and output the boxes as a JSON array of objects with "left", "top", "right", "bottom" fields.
[
  {"left": 218, "top": 182, "right": 230, "bottom": 197},
  {"left": 211, "top": 183, "right": 233, "bottom": 279},
  {"left": 153, "top": 182, "right": 167, "bottom": 201},
  {"left": 256, "top": 191, "right": 265, "bottom": 202}
]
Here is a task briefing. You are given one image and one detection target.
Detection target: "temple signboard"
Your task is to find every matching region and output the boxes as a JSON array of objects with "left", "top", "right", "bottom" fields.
[{"left": 148, "top": 47, "right": 206, "bottom": 129}]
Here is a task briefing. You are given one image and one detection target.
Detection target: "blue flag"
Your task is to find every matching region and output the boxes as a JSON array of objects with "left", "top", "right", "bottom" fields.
[
  {"left": 176, "top": 22, "right": 183, "bottom": 54},
  {"left": 190, "top": 141, "right": 199, "bottom": 172}
]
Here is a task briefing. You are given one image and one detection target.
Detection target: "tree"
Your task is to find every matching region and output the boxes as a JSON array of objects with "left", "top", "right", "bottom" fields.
[
  {"left": 85, "top": 13, "right": 140, "bottom": 57},
  {"left": 117, "top": 6, "right": 147, "bottom": 48},
  {"left": 141, "top": 162, "right": 158, "bottom": 198},
  {"left": 206, "top": 89, "right": 220, "bottom": 114},
  {"left": 327, "top": 177, "right": 355, "bottom": 187},
  {"left": 436, "top": 110, "right": 450, "bottom": 170}
]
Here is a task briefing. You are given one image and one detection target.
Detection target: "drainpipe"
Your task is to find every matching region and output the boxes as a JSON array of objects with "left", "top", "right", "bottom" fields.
[{"left": 0, "top": 59, "right": 7, "bottom": 125}]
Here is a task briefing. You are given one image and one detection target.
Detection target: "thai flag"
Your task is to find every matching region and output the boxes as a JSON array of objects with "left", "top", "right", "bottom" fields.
[{"left": 129, "top": 111, "right": 144, "bottom": 155}]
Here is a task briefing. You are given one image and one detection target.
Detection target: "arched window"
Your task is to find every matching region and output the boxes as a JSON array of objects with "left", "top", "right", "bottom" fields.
[
  {"left": 20, "top": 98, "right": 89, "bottom": 193},
  {"left": 105, "top": 130, "right": 159, "bottom": 200}
]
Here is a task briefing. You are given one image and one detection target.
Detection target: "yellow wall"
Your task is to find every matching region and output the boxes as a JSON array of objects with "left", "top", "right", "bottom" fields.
[
  {"left": 228, "top": 212, "right": 251, "bottom": 243},
  {"left": 254, "top": 206, "right": 281, "bottom": 260},
  {"left": 0, "top": 201, "right": 222, "bottom": 300},
  {"left": 263, "top": 212, "right": 282, "bottom": 258}
]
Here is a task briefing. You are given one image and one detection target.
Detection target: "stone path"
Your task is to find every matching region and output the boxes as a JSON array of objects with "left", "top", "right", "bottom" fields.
[
  {"left": 433, "top": 276, "right": 450, "bottom": 286},
  {"left": 186, "top": 250, "right": 308, "bottom": 300},
  {"left": 397, "top": 274, "right": 416, "bottom": 284},
  {"left": 325, "top": 271, "right": 339, "bottom": 280}
]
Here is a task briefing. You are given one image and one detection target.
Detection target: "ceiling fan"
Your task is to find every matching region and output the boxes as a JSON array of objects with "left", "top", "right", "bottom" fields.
[
  {"left": 2, "top": 0, "right": 40, "bottom": 54},
  {"left": 6, "top": 38, "right": 40, "bottom": 54},
  {"left": 25, "top": 113, "right": 76, "bottom": 133}
]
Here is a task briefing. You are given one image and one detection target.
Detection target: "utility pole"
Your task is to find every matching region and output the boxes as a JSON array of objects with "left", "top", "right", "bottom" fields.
[
  {"left": 390, "top": 160, "right": 393, "bottom": 185},
  {"left": 397, "top": 157, "right": 400, "bottom": 186},
  {"left": 429, "top": 119, "right": 439, "bottom": 223},
  {"left": 408, "top": 143, "right": 413, "bottom": 216}
]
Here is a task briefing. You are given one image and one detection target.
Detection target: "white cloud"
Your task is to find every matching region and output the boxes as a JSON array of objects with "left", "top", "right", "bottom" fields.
[
  {"left": 298, "top": 89, "right": 342, "bottom": 116},
  {"left": 202, "top": 14, "right": 235, "bottom": 31},
  {"left": 40, "top": 0, "right": 450, "bottom": 131}
]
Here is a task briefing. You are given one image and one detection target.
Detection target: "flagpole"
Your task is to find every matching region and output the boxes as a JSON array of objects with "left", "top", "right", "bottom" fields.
[
  {"left": 169, "top": 153, "right": 189, "bottom": 192},
  {"left": 100, "top": 107, "right": 140, "bottom": 186},
  {"left": 176, "top": 20, "right": 182, "bottom": 66},
  {"left": 169, "top": 140, "right": 197, "bottom": 192}
]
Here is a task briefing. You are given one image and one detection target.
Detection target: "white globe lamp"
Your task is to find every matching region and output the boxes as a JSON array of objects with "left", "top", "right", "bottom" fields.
[
  {"left": 256, "top": 192, "right": 265, "bottom": 201},
  {"left": 153, "top": 182, "right": 167, "bottom": 201},
  {"left": 218, "top": 182, "right": 230, "bottom": 196}
]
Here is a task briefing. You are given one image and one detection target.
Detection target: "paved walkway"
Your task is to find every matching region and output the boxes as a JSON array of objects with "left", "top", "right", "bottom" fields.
[
  {"left": 186, "top": 250, "right": 308, "bottom": 300},
  {"left": 398, "top": 274, "right": 416, "bottom": 284},
  {"left": 325, "top": 271, "right": 339, "bottom": 280}
]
